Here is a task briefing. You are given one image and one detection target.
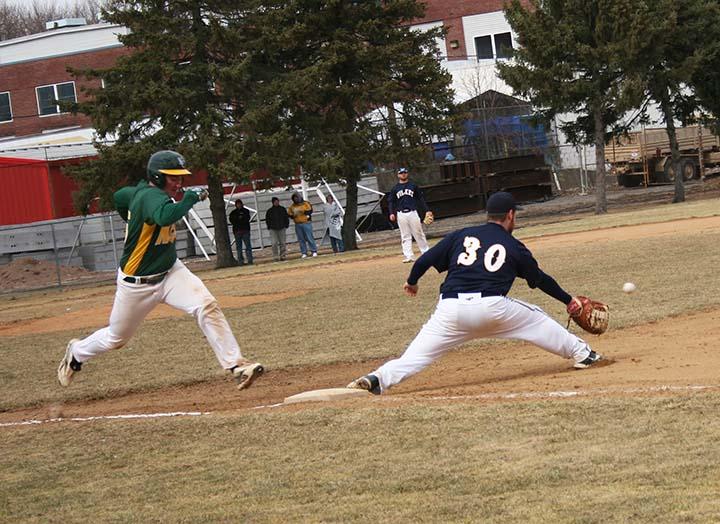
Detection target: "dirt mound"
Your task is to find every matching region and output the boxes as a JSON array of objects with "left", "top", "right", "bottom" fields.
[{"left": 0, "top": 258, "right": 106, "bottom": 291}]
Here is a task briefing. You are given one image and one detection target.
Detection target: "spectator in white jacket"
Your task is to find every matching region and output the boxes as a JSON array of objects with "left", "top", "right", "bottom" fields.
[{"left": 323, "top": 195, "right": 345, "bottom": 253}]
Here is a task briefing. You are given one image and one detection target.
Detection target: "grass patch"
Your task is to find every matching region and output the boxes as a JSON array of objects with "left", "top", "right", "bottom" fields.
[
  {"left": 516, "top": 197, "right": 720, "bottom": 239},
  {"left": 2, "top": 395, "right": 720, "bottom": 523}
]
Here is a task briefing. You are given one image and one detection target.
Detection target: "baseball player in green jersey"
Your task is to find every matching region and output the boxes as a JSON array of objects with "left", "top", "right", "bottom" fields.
[{"left": 57, "top": 150, "right": 264, "bottom": 390}]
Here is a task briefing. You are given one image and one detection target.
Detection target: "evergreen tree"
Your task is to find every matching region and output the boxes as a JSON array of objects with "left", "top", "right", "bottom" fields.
[
  {"left": 69, "top": 0, "right": 260, "bottom": 268},
  {"left": 498, "top": 0, "right": 652, "bottom": 214},
  {"left": 70, "top": 0, "right": 453, "bottom": 259},
  {"left": 629, "top": 0, "right": 720, "bottom": 203},
  {"left": 694, "top": 60, "right": 720, "bottom": 133},
  {"left": 230, "top": 0, "right": 455, "bottom": 249},
  {"left": 689, "top": 4, "right": 720, "bottom": 135}
]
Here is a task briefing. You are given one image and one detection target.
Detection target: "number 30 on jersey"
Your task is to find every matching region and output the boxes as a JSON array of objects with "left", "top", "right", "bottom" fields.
[{"left": 457, "top": 236, "right": 506, "bottom": 272}]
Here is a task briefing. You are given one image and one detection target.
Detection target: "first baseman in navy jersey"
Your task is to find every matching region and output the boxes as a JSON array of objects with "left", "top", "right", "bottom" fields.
[
  {"left": 387, "top": 167, "right": 430, "bottom": 262},
  {"left": 348, "top": 191, "right": 603, "bottom": 394}
]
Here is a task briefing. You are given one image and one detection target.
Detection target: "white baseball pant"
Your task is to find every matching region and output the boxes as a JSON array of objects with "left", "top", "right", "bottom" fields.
[
  {"left": 71, "top": 259, "right": 244, "bottom": 369},
  {"left": 372, "top": 293, "right": 592, "bottom": 392},
  {"left": 397, "top": 210, "right": 429, "bottom": 260}
]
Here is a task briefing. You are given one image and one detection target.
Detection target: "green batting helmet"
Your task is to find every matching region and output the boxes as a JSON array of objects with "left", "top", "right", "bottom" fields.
[{"left": 146, "top": 150, "right": 192, "bottom": 188}]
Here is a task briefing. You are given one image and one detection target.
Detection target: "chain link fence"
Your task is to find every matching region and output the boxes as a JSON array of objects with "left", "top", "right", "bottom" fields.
[
  {"left": 1, "top": 213, "right": 125, "bottom": 293},
  {"left": 0, "top": 176, "right": 384, "bottom": 293}
]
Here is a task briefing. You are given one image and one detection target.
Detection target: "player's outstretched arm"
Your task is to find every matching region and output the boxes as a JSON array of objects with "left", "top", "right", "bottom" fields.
[
  {"left": 533, "top": 270, "right": 572, "bottom": 305},
  {"left": 153, "top": 190, "right": 200, "bottom": 226}
]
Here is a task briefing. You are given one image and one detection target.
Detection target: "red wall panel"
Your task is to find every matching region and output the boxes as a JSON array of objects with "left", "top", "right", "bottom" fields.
[
  {"left": 48, "top": 164, "right": 80, "bottom": 218},
  {"left": 0, "top": 158, "right": 53, "bottom": 225}
]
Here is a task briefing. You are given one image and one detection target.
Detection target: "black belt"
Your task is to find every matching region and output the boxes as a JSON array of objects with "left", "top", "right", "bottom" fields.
[
  {"left": 399, "top": 209, "right": 414, "bottom": 213},
  {"left": 441, "top": 291, "right": 502, "bottom": 299},
  {"left": 123, "top": 272, "right": 168, "bottom": 285}
]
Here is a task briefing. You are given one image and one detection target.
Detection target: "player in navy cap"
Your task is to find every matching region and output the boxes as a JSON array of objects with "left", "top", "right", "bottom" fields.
[
  {"left": 387, "top": 167, "right": 431, "bottom": 263},
  {"left": 485, "top": 191, "right": 522, "bottom": 214},
  {"left": 348, "top": 191, "right": 603, "bottom": 394}
]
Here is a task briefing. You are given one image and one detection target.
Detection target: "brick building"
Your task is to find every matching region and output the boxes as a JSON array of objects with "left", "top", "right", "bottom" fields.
[
  {"left": 416, "top": 0, "right": 513, "bottom": 61},
  {"left": 0, "top": 21, "right": 129, "bottom": 145},
  {"left": 411, "top": 0, "right": 518, "bottom": 103},
  {"left": 0, "top": 2, "right": 516, "bottom": 147}
]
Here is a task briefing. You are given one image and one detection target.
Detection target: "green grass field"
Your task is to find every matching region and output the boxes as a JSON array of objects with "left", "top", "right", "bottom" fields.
[{"left": 1, "top": 197, "right": 720, "bottom": 523}]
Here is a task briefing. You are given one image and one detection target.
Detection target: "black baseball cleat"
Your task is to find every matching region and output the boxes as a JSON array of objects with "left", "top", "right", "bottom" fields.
[
  {"left": 573, "top": 350, "right": 603, "bottom": 369},
  {"left": 346, "top": 374, "right": 381, "bottom": 395}
]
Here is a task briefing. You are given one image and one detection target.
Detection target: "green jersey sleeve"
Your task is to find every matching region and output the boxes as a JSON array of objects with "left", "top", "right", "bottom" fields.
[
  {"left": 114, "top": 185, "right": 137, "bottom": 222},
  {"left": 142, "top": 188, "right": 199, "bottom": 226},
  {"left": 147, "top": 191, "right": 199, "bottom": 226}
]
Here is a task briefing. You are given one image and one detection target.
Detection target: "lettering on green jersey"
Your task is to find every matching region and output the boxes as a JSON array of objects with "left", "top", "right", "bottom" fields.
[
  {"left": 124, "top": 211, "right": 131, "bottom": 241},
  {"left": 156, "top": 225, "right": 176, "bottom": 245}
]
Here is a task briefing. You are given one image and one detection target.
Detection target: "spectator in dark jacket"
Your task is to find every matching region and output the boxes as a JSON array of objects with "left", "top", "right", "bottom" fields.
[
  {"left": 265, "top": 197, "right": 290, "bottom": 261},
  {"left": 229, "top": 199, "right": 253, "bottom": 265}
]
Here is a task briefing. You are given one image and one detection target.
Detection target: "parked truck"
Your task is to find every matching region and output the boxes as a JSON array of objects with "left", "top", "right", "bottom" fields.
[{"left": 607, "top": 125, "right": 720, "bottom": 187}]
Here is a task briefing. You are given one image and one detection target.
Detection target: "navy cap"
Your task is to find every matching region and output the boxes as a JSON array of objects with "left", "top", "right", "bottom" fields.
[
  {"left": 397, "top": 167, "right": 408, "bottom": 174},
  {"left": 486, "top": 192, "right": 522, "bottom": 214}
]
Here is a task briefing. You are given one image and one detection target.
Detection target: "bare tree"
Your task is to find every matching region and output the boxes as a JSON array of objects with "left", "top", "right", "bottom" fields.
[
  {"left": 0, "top": 2, "right": 23, "bottom": 41},
  {"left": 70, "top": 0, "right": 104, "bottom": 24},
  {"left": 0, "top": 0, "right": 105, "bottom": 41}
]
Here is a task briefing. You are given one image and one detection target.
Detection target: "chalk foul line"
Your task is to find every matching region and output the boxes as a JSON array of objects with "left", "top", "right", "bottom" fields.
[
  {"left": 2, "top": 384, "right": 719, "bottom": 428},
  {"left": 394, "top": 384, "right": 720, "bottom": 402},
  {"left": 0, "top": 411, "right": 211, "bottom": 428}
]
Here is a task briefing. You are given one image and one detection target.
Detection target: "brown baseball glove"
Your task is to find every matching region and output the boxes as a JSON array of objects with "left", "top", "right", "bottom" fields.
[
  {"left": 423, "top": 211, "right": 434, "bottom": 225},
  {"left": 567, "top": 296, "right": 609, "bottom": 335}
]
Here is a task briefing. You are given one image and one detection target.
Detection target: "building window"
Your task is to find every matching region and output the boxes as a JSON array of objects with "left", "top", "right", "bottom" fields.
[
  {"left": 494, "top": 32, "right": 514, "bottom": 59},
  {"left": 474, "top": 35, "right": 493, "bottom": 60},
  {"left": 0, "top": 92, "right": 11, "bottom": 122},
  {"left": 36, "top": 81, "right": 77, "bottom": 116},
  {"left": 474, "top": 32, "right": 514, "bottom": 60}
]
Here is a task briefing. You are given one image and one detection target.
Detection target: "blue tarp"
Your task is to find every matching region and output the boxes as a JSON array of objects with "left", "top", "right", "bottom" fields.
[
  {"left": 463, "top": 116, "right": 547, "bottom": 150},
  {"left": 432, "top": 141, "right": 452, "bottom": 161}
]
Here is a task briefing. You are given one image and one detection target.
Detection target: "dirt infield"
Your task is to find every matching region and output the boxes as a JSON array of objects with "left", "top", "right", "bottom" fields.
[
  {"left": 0, "top": 290, "right": 307, "bottom": 337},
  {"left": 4, "top": 306, "right": 718, "bottom": 425},
  {"left": 1, "top": 215, "right": 719, "bottom": 426}
]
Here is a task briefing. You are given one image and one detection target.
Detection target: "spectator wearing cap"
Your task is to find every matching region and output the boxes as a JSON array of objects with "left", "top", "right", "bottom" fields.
[
  {"left": 387, "top": 167, "right": 430, "bottom": 263},
  {"left": 265, "top": 196, "right": 290, "bottom": 261}
]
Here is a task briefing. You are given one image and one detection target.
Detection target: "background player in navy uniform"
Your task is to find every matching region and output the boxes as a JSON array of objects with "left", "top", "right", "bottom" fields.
[
  {"left": 58, "top": 150, "right": 264, "bottom": 391},
  {"left": 387, "top": 167, "right": 431, "bottom": 263},
  {"left": 348, "top": 191, "right": 603, "bottom": 394}
]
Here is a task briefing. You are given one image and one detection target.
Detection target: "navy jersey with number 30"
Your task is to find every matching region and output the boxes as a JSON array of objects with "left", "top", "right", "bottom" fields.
[{"left": 408, "top": 223, "right": 548, "bottom": 297}]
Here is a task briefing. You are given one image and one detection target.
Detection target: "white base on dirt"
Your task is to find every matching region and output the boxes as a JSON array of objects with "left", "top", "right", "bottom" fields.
[{"left": 283, "top": 387, "right": 371, "bottom": 404}]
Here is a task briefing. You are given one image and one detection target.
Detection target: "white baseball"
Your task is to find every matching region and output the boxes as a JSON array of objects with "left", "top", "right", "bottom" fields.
[{"left": 622, "top": 282, "right": 636, "bottom": 294}]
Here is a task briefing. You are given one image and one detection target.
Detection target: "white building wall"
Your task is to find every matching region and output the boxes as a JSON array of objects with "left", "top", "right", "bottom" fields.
[
  {"left": 461, "top": 11, "right": 516, "bottom": 61},
  {"left": 411, "top": 10, "right": 675, "bottom": 171},
  {"left": 411, "top": 20, "right": 447, "bottom": 60},
  {"left": 411, "top": 13, "right": 516, "bottom": 104}
]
